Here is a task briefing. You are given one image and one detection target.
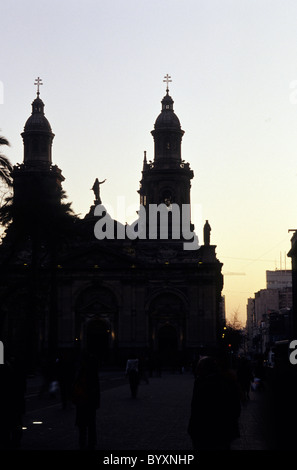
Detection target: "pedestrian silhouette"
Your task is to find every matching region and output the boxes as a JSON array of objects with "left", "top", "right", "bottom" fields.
[
  {"left": 253, "top": 355, "right": 265, "bottom": 391},
  {"left": 125, "top": 357, "right": 140, "bottom": 398},
  {"left": 0, "top": 356, "right": 26, "bottom": 449},
  {"left": 188, "top": 356, "right": 241, "bottom": 450},
  {"left": 9, "top": 356, "right": 26, "bottom": 448},
  {"left": 0, "top": 360, "right": 14, "bottom": 449},
  {"left": 56, "top": 352, "right": 76, "bottom": 409},
  {"left": 237, "top": 356, "right": 253, "bottom": 402},
  {"left": 38, "top": 354, "right": 57, "bottom": 398},
  {"left": 72, "top": 351, "right": 100, "bottom": 450},
  {"left": 138, "top": 356, "right": 149, "bottom": 384}
]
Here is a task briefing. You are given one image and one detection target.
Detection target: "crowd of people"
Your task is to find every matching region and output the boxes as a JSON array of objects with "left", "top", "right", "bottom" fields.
[{"left": 0, "top": 349, "right": 265, "bottom": 451}]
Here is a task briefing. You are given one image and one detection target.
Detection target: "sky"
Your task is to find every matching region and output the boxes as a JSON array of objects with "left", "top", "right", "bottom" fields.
[{"left": 1, "top": 0, "right": 297, "bottom": 325}]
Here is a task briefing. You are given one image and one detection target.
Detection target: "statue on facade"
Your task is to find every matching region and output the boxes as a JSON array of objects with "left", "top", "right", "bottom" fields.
[
  {"left": 203, "top": 220, "right": 211, "bottom": 246},
  {"left": 92, "top": 178, "right": 106, "bottom": 203}
]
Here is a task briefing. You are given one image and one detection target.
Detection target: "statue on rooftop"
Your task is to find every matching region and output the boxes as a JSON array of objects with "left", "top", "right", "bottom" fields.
[
  {"left": 92, "top": 178, "right": 106, "bottom": 203},
  {"left": 203, "top": 220, "right": 211, "bottom": 246}
]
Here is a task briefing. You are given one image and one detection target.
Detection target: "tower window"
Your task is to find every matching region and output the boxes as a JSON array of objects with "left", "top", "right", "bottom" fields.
[{"left": 162, "top": 189, "right": 173, "bottom": 207}]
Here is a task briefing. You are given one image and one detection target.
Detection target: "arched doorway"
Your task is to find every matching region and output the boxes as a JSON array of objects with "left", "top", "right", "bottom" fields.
[
  {"left": 158, "top": 324, "right": 178, "bottom": 367},
  {"left": 75, "top": 285, "right": 118, "bottom": 365},
  {"left": 86, "top": 318, "right": 111, "bottom": 363},
  {"left": 148, "top": 291, "right": 187, "bottom": 368}
]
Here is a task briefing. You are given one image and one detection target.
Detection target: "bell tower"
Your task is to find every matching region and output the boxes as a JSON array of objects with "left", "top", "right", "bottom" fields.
[
  {"left": 139, "top": 76, "right": 194, "bottom": 210},
  {"left": 138, "top": 76, "right": 194, "bottom": 240},
  {"left": 12, "top": 78, "right": 64, "bottom": 207},
  {"left": 21, "top": 77, "right": 54, "bottom": 167}
]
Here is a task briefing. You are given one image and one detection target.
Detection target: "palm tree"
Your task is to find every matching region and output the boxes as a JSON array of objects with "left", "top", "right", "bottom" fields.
[{"left": 0, "top": 134, "right": 13, "bottom": 187}]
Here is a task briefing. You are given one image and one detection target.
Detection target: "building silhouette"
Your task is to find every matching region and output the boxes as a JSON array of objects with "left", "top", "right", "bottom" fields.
[
  {"left": 0, "top": 81, "right": 224, "bottom": 370},
  {"left": 246, "top": 269, "right": 292, "bottom": 358}
]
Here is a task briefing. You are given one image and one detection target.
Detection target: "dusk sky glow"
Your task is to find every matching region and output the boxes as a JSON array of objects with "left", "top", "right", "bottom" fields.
[{"left": 2, "top": 0, "right": 297, "bottom": 324}]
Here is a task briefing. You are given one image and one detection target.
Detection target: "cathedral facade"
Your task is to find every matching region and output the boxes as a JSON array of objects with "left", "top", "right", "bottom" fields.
[{"left": 0, "top": 80, "right": 224, "bottom": 369}]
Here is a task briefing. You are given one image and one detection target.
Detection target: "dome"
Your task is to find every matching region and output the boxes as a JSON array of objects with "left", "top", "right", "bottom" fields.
[
  {"left": 154, "top": 92, "right": 181, "bottom": 130},
  {"left": 23, "top": 96, "right": 52, "bottom": 133},
  {"left": 154, "top": 110, "right": 181, "bottom": 129}
]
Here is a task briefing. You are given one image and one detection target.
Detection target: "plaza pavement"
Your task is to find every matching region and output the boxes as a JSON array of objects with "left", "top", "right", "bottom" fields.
[{"left": 18, "top": 370, "right": 269, "bottom": 452}]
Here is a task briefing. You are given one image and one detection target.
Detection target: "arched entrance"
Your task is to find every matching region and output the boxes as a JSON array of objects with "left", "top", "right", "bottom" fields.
[
  {"left": 75, "top": 285, "right": 118, "bottom": 365},
  {"left": 86, "top": 318, "right": 111, "bottom": 363},
  {"left": 148, "top": 291, "right": 187, "bottom": 368},
  {"left": 158, "top": 324, "right": 178, "bottom": 367}
]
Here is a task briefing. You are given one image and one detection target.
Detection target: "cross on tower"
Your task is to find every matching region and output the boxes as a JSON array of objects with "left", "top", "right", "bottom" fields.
[
  {"left": 34, "top": 77, "right": 43, "bottom": 96},
  {"left": 163, "top": 74, "right": 172, "bottom": 93}
]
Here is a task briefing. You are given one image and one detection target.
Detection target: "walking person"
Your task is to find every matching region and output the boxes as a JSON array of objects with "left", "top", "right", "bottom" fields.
[
  {"left": 56, "top": 352, "right": 76, "bottom": 409},
  {"left": 237, "top": 356, "right": 253, "bottom": 402},
  {"left": 72, "top": 351, "right": 100, "bottom": 450},
  {"left": 125, "top": 356, "right": 140, "bottom": 398},
  {"left": 188, "top": 356, "right": 241, "bottom": 450},
  {"left": 0, "top": 356, "right": 26, "bottom": 449},
  {"left": 139, "top": 356, "right": 149, "bottom": 384}
]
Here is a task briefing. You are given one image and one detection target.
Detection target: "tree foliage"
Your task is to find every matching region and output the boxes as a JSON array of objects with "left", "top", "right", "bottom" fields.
[
  {"left": 0, "top": 174, "right": 79, "bottom": 266},
  {"left": 220, "top": 310, "right": 244, "bottom": 354},
  {"left": 0, "top": 134, "right": 13, "bottom": 187}
]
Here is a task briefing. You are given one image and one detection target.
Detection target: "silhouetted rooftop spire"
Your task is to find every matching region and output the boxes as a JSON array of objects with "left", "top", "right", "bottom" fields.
[
  {"left": 34, "top": 76, "right": 43, "bottom": 97},
  {"left": 23, "top": 78, "right": 52, "bottom": 132},
  {"left": 163, "top": 74, "right": 172, "bottom": 94}
]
